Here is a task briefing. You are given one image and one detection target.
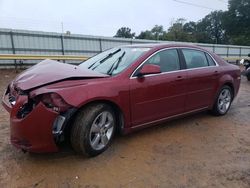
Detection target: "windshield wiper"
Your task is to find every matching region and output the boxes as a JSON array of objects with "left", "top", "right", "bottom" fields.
[
  {"left": 107, "top": 51, "right": 126, "bottom": 75},
  {"left": 88, "top": 48, "right": 121, "bottom": 70}
]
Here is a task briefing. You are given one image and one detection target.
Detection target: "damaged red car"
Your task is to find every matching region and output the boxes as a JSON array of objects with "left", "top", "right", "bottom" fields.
[{"left": 2, "top": 44, "right": 241, "bottom": 157}]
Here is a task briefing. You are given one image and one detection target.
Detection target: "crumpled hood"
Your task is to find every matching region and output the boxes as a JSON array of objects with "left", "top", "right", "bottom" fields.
[{"left": 13, "top": 59, "right": 108, "bottom": 90}]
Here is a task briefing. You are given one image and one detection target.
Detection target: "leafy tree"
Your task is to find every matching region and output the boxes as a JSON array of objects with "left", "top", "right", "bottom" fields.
[
  {"left": 136, "top": 30, "right": 154, "bottom": 40},
  {"left": 137, "top": 25, "right": 166, "bottom": 40},
  {"left": 183, "top": 21, "right": 197, "bottom": 33},
  {"left": 114, "top": 27, "right": 135, "bottom": 38},
  {"left": 165, "top": 19, "right": 193, "bottom": 42},
  {"left": 183, "top": 21, "right": 199, "bottom": 42},
  {"left": 151, "top": 25, "right": 166, "bottom": 40},
  {"left": 223, "top": 0, "right": 250, "bottom": 45},
  {"left": 115, "top": 0, "right": 250, "bottom": 46},
  {"left": 196, "top": 11, "right": 228, "bottom": 44}
]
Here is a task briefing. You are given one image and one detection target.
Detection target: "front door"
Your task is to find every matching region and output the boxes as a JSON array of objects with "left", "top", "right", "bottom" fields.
[{"left": 130, "top": 49, "right": 188, "bottom": 126}]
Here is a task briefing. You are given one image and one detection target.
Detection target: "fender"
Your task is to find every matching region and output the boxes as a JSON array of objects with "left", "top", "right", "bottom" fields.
[
  {"left": 210, "top": 74, "right": 234, "bottom": 108},
  {"left": 29, "top": 80, "right": 132, "bottom": 130}
]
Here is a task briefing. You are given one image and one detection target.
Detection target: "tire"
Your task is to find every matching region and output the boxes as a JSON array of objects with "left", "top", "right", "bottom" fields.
[
  {"left": 70, "top": 103, "right": 116, "bottom": 157},
  {"left": 211, "top": 85, "right": 233, "bottom": 116},
  {"left": 247, "top": 75, "right": 250, "bottom": 81}
]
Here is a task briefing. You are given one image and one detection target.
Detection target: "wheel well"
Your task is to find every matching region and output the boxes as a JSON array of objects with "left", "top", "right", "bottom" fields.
[
  {"left": 223, "top": 82, "right": 235, "bottom": 99},
  {"left": 67, "top": 100, "right": 125, "bottom": 135}
]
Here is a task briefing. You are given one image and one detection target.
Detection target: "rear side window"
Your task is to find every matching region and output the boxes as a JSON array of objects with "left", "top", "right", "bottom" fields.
[
  {"left": 145, "top": 49, "right": 180, "bottom": 72},
  {"left": 182, "top": 49, "right": 208, "bottom": 69},
  {"left": 206, "top": 53, "right": 216, "bottom": 66}
]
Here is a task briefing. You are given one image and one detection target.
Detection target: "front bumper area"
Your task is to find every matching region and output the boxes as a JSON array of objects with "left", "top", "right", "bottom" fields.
[{"left": 2, "top": 90, "right": 59, "bottom": 153}]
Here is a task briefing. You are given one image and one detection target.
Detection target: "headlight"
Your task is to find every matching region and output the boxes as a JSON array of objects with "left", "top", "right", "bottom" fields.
[
  {"left": 16, "top": 93, "right": 71, "bottom": 119},
  {"left": 17, "top": 101, "right": 34, "bottom": 119},
  {"left": 40, "top": 93, "right": 72, "bottom": 112}
]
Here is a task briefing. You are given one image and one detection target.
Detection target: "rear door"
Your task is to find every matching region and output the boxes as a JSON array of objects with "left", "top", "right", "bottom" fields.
[
  {"left": 181, "top": 49, "right": 219, "bottom": 111},
  {"left": 130, "top": 49, "right": 188, "bottom": 126}
]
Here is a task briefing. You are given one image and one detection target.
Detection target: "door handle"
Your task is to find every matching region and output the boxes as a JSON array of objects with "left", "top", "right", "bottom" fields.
[
  {"left": 214, "top": 71, "right": 219, "bottom": 76},
  {"left": 175, "top": 76, "right": 183, "bottom": 81}
]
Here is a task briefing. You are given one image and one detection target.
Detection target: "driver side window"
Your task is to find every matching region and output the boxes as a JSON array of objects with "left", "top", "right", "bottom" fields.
[{"left": 144, "top": 49, "right": 180, "bottom": 73}]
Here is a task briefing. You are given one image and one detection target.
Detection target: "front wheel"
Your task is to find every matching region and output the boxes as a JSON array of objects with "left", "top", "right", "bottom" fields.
[
  {"left": 70, "top": 104, "right": 116, "bottom": 157},
  {"left": 211, "top": 85, "right": 233, "bottom": 116}
]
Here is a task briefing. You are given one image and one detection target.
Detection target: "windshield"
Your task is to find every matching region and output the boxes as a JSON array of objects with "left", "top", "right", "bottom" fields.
[{"left": 79, "top": 47, "right": 150, "bottom": 75}]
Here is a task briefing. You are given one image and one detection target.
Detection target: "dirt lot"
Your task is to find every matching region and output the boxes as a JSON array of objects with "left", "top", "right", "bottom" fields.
[{"left": 0, "top": 69, "right": 250, "bottom": 188}]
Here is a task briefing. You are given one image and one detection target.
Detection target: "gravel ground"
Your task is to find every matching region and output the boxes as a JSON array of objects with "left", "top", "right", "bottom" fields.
[{"left": 0, "top": 69, "right": 250, "bottom": 188}]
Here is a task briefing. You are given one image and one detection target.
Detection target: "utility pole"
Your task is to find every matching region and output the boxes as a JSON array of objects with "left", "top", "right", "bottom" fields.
[
  {"left": 61, "top": 22, "right": 64, "bottom": 34},
  {"left": 61, "top": 22, "right": 65, "bottom": 63}
]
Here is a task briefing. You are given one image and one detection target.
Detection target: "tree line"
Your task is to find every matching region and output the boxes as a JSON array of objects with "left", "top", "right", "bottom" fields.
[{"left": 114, "top": 0, "right": 250, "bottom": 46}]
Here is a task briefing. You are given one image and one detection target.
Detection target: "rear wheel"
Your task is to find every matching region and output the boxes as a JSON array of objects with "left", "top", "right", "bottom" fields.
[
  {"left": 211, "top": 85, "right": 233, "bottom": 116},
  {"left": 70, "top": 104, "right": 116, "bottom": 157},
  {"left": 247, "top": 74, "right": 250, "bottom": 81}
]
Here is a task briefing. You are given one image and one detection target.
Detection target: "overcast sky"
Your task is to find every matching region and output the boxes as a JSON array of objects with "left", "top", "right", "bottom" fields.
[{"left": 0, "top": 0, "right": 228, "bottom": 37}]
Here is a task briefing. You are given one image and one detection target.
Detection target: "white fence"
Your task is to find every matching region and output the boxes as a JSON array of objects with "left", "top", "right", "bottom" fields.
[{"left": 0, "top": 28, "right": 250, "bottom": 67}]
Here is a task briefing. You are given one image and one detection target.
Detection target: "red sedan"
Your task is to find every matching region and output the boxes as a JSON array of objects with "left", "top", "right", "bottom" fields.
[{"left": 2, "top": 44, "right": 241, "bottom": 157}]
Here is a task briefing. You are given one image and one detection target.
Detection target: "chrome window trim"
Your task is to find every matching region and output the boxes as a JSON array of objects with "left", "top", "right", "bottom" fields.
[{"left": 130, "top": 47, "right": 219, "bottom": 79}]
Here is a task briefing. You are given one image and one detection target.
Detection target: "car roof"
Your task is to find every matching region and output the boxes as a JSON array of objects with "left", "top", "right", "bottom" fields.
[{"left": 122, "top": 43, "right": 205, "bottom": 51}]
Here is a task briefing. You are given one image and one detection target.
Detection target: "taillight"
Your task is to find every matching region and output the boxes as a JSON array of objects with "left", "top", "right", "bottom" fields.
[{"left": 41, "top": 93, "right": 71, "bottom": 112}]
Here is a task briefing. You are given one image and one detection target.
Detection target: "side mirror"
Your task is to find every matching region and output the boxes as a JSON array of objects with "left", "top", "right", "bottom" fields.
[
  {"left": 248, "top": 53, "right": 250, "bottom": 57},
  {"left": 138, "top": 64, "right": 161, "bottom": 77}
]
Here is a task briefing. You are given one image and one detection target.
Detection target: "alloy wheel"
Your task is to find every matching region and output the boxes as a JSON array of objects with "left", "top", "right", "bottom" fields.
[
  {"left": 89, "top": 111, "right": 114, "bottom": 150},
  {"left": 217, "top": 88, "right": 232, "bottom": 114}
]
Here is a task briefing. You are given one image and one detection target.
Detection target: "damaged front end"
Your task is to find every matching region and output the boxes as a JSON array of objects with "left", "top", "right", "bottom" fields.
[{"left": 2, "top": 83, "right": 77, "bottom": 153}]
